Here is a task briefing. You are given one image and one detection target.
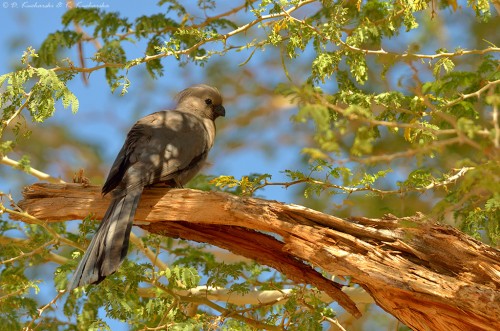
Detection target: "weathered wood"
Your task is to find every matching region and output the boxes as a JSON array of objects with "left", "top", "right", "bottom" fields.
[{"left": 15, "top": 183, "right": 500, "bottom": 331}]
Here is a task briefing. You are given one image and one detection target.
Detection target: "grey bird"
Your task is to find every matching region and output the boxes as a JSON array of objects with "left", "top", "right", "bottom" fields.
[{"left": 68, "top": 84, "right": 225, "bottom": 290}]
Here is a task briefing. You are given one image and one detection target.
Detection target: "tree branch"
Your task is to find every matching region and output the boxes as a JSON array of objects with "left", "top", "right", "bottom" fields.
[
  {"left": 12, "top": 183, "right": 500, "bottom": 331},
  {"left": 137, "top": 285, "right": 374, "bottom": 306},
  {"left": 0, "top": 156, "right": 66, "bottom": 184},
  {"left": 50, "top": 0, "right": 316, "bottom": 76},
  {"left": 252, "top": 166, "right": 474, "bottom": 195},
  {"left": 0, "top": 91, "right": 32, "bottom": 135},
  {"left": 444, "top": 79, "right": 500, "bottom": 108}
]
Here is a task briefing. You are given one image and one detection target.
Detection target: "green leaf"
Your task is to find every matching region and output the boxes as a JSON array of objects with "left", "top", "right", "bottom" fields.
[
  {"left": 62, "top": 8, "right": 101, "bottom": 27},
  {"left": 485, "top": 194, "right": 500, "bottom": 212},
  {"left": 16, "top": 155, "right": 31, "bottom": 173},
  {"left": 145, "top": 36, "right": 164, "bottom": 78},
  {"left": 311, "top": 52, "right": 340, "bottom": 83},
  {"left": 467, "top": 0, "right": 491, "bottom": 19},
  {"left": 94, "top": 12, "right": 131, "bottom": 40},
  {"left": 0, "top": 141, "right": 15, "bottom": 156},
  {"left": 433, "top": 57, "right": 455, "bottom": 77},
  {"left": 398, "top": 168, "right": 435, "bottom": 190},
  {"left": 88, "top": 319, "right": 111, "bottom": 331},
  {"left": 37, "top": 31, "right": 82, "bottom": 66},
  {"left": 167, "top": 266, "right": 201, "bottom": 289}
]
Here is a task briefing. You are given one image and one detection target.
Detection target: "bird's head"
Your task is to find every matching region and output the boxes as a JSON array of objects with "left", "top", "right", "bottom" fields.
[{"left": 176, "top": 84, "right": 225, "bottom": 120}]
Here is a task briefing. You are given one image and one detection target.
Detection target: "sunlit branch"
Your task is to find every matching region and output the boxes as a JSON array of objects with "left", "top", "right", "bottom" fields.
[
  {"left": 141, "top": 322, "right": 176, "bottom": 331},
  {"left": 324, "top": 316, "right": 348, "bottom": 331},
  {"left": 114, "top": 1, "right": 259, "bottom": 41},
  {"left": 52, "top": 0, "right": 315, "bottom": 75},
  {"left": 0, "top": 155, "right": 66, "bottom": 184},
  {"left": 1, "top": 203, "right": 359, "bottom": 311},
  {"left": 146, "top": 279, "right": 284, "bottom": 331},
  {"left": 493, "top": 0, "right": 500, "bottom": 13},
  {"left": 47, "top": 0, "right": 498, "bottom": 81},
  {"left": 52, "top": 62, "right": 122, "bottom": 74},
  {"left": 339, "top": 42, "right": 500, "bottom": 60},
  {"left": 256, "top": 166, "right": 474, "bottom": 195},
  {"left": 140, "top": 0, "right": 315, "bottom": 61},
  {"left": 280, "top": 7, "right": 500, "bottom": 60},
  {"left": 137, "top": 286, "right": 373, "bottom": 306}
]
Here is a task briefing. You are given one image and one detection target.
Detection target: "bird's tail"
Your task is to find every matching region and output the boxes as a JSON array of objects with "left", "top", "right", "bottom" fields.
[{"left": 68, "top": 188, "right": 143, "bottom": 290}]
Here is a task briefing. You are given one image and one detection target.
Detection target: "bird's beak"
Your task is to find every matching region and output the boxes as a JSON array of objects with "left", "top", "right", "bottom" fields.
[{"left": 214, "top": 105, "right": 226, "bottom": 117}]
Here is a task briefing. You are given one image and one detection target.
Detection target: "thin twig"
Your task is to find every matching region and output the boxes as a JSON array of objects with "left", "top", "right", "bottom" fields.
[
  {"left": 52, "top": 62, "right": 122, "bottom": 74},
  {"left": 340, "top": 42, "right": 500, "bottom": 60},
  {"left": 41, "top": 0, "right": 498, "bottom": 80},
  {"left": 0, "top": 239, "right": 56, "bottom": 265},
  {"left": 324, "top": 316, "right": 348, "bottom": 331},
  {"left": 130, "top": 232, "right": 169, "bottom": 271},
  {"left": 315, "top": 94, "right": 456, "bottom": 136},
  {"left": 194, "top": 297, "right": 284, "bottom": 331},
  {"left": 66, "top": 0, "right": 103, "bottom": 49},
  {"left": 279, "top": 7, "right": 500, "bottom": 60},
  {"left": 140, "top": 0, "right": 315, "bottom": 61},
  {"left": 444, "top": 79, "right": 500, "bottom": 109},
  {"left": 1, "top": 92, "right": 32, "bottom": 133},
  {"left": 115, "top": 1, "right": 258, "bottom": 41},
  {"left": 51, "top": 0, "right": 315, "bottom": 75},
  {"left": 344, "top": 137, "right": 462, "bottom": 164},
  {"left": 24, "top": 291, "right": 65, "bottom": 331},
  {"left": 0, "top": 156, "right": 66, "bottom": 184},
  {"left": 0, "top": 285, "right": 32, "bottom": 302},
  {"left": 1, "top": 206, "right": 77, "bottom": 249},
  {"left": 255, "top": 166, "right": 474, "bottom": 195},
  {"left": 145, "top": 277, "right": 285, "bottom": 330}
]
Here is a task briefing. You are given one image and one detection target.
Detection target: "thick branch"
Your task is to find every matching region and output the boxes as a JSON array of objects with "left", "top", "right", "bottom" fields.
[{"left": 14, "top": 183, "right": 500, "bottom": 331}]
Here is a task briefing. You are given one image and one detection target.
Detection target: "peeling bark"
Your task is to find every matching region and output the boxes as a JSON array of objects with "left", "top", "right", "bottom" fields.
[{"left": 14, "top": 183, "right": 500, "bottom": 331}]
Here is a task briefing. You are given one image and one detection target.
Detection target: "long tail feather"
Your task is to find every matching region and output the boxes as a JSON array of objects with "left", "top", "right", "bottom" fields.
[{"left": 68, "top": 188, "right": 142, "bottom": 290}]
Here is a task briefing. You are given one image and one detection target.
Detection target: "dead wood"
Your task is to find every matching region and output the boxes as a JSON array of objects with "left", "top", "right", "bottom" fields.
[{"left": 14, "top": 183, "right": 500, "bottom": 331}]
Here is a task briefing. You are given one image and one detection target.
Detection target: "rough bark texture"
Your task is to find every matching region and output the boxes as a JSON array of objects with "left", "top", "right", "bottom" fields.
[{"left": 14, "top": 183, "right": 500, "bottom": 331}]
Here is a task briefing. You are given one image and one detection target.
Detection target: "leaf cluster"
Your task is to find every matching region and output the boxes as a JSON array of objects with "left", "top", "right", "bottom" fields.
[{"left": 0, "top": 47, "right": 78, "bottom": 154}]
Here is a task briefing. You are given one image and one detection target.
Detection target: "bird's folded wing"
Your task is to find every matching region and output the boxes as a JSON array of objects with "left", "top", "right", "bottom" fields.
[{"left": 102, "top": 110, "right": 210, "bottom": 195}]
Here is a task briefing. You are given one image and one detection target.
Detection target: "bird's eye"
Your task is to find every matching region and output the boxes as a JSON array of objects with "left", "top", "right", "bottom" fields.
[{"left": 205, "top": 98, "right": 212, "bottom": 105}]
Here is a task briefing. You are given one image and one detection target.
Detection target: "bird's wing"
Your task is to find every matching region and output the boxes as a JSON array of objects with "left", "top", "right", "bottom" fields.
[{"left": 102, "top": 110, "right": 210, "bottom": 195}]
